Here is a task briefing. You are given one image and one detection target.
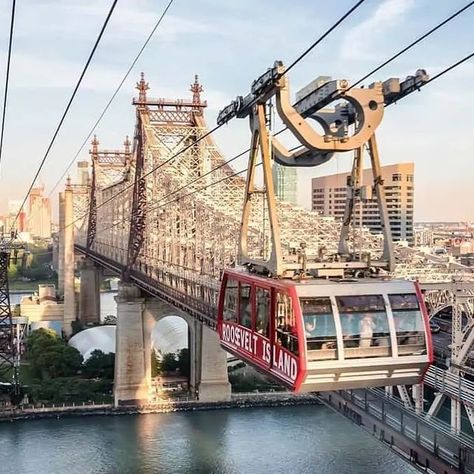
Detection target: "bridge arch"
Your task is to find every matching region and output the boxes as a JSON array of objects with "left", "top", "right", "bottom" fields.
[{"left": 145, "top": 300, "right": 199, "bottom": 397}]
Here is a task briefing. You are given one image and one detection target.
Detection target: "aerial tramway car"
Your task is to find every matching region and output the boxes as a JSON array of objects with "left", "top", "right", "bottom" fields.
[{"left": 217, "top": 269, "right": 433, "bottom": 392}]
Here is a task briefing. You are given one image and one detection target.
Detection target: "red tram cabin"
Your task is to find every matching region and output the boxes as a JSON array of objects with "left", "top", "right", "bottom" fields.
[{"left": 217, "top": 269, "right": 433, "bottom": 392}]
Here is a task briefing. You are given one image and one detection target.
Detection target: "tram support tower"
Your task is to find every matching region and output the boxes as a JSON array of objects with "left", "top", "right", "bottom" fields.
[
  {"left": 218, "top": 62, "right": 428, "bottom": 278},
  {"left": 0, "top": 233, "right": 26, "bottom": 402}
]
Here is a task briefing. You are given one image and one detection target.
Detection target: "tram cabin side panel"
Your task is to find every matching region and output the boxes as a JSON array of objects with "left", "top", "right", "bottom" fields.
[{"left": 217, "top": 271, "right": 306, "bottom": 390}]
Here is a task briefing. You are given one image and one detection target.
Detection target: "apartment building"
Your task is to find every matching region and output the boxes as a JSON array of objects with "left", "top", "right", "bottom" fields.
[{"left": 311, "top": 163, "right": 414, "bottom": 243}]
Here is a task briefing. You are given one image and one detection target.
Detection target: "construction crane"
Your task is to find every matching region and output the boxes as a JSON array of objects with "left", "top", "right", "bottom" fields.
[{"left": 0, "top": 231, "right": 27, "bottom": 404}]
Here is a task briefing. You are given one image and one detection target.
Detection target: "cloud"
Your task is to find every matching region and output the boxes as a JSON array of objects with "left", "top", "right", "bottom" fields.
[
  {"left": 0, "top": 1, "right": 217, "bottom": 44},
  {"left": 7, "top": 52, "right": 125, "bottom": 91},
  {"left": 340, "top": 0, "right": 416, "bottom": 61}
]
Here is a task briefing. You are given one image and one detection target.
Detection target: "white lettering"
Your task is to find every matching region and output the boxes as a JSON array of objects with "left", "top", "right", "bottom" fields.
[
  {"left": 252, "top": 334, "right": 258, "bottom": 356},
  {"left": 278, "top": 350, "right": 284, "bottom": 371},
  {"left": 290, "top": 358, "right": 297, "bottom": 381},
  {"left": 264, "top": 341, "right": 271, "bottom": 363},
  {"left": 284, "top": 353, "right": 291, "bottom": 376}
]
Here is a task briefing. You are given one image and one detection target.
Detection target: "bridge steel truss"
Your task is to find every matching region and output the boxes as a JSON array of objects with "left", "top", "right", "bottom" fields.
[
  {"left": 67, "top": 72, "right": 474, "bottom": 471},
  {"left": 423, "top": 281, "right": 474, "bottom": 434}
]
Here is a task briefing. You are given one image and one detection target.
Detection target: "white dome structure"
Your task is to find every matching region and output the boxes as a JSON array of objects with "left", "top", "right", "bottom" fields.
[
  {"left": 152, "top": 316, "right": 188, "bottom": 354},
  {"left": 69, "top": 326, "right": 115, "bottom": 360},
  {"left": 68, "top": 317, "right": 188, "bottom": 360}
]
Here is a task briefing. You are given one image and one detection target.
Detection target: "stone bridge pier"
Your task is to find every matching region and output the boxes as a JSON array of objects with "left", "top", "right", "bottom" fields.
[
  {"left": 78, "top": 258, "right": 102, "bottom": 325},
  {"left": 113, "top": 282, "right": 230, "bottom": 406}
]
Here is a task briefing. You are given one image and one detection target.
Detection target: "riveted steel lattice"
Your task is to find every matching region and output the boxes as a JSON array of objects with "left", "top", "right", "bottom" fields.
[
  {"left": 74, "top": 74, "right": 474, "bottom": 307},
  {"left": 0, "top": 252, "right": 14, "bottom": 384},
  {"left": 87, "top": 137, "right": 131, "bottom": 250}
]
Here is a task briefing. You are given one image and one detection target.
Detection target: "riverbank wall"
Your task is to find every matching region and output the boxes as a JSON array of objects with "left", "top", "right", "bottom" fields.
[{"left": 0, "top": 393, "right": 321, "bottom": 422}]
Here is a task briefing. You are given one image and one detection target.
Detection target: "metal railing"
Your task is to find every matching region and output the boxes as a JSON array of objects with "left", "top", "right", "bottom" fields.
[
  {"left": 424, "top": 366, "right": 474, "bottom": 407},
  {"left": 339, "top": 388, "right": 474, "bottom": 471}
]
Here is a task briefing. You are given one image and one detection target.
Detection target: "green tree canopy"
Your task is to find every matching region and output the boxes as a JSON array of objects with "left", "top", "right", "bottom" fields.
[
  {"left": 151, "top": 349, "right": 162, "bottom": 377},
  {"left": 82, "top": 350, "right": 115, "bottom": 379},
  {"left": 161, "top": 352, "right": 178, "bottom": 373},
  {"left": 176, "top": 348, "right": 190, "bottom": 377},
  {"left": 27, "top": 329, "right": 83, "bottom": 380},
  {"left": 27, "top": 328, "right": 58, "bottom": 357}
]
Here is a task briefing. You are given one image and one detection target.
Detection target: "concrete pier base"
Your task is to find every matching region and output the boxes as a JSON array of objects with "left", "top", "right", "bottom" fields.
[
  {"left": 113, "top": 283, "right": 151, "bottom": 406},
  {"left": 197, "top": 325, "right": 231, "bottom": 402},
  {"left": 79, "top": 259, "right": 101, "bottom": 325}
]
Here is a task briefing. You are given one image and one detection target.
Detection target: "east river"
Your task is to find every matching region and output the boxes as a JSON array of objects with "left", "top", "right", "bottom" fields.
[
  {"left": 0, "top": 405, "right": 416, "bottom": 474},
  {"left": 5, "top": 292, "right": 416, "bottom": 472}
]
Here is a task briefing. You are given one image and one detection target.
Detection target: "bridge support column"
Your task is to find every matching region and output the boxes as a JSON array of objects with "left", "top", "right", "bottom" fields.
[
  {"left": 196, "top": 324, "right": 231, "bottom": 402},
  {"left": 114, "top": 282, "right": 151, "bottom": 406},
  {"left": 58, "top": 193, "right": 65, "bottom": 296},
  {"left": 63, "top": 180, "right": 76, "bottom": 337},
  {"left": 79, "top": 259, "right": 101, "bottom": 325}
]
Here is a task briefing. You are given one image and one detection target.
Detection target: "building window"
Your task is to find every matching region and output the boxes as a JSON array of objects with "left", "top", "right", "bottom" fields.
[
  {"left": 392, "top": 173, "right": 402, "bottom": 182},
  {"left": 407, "top": 175, "right": 414, "bottom": 182}
]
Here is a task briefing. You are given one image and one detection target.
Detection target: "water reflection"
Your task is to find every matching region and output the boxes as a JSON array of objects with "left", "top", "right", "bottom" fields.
[{"left": 0, "top": 406, "right": 417, "bottom": 474}]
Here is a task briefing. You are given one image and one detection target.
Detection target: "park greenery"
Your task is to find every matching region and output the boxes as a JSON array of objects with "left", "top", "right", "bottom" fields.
[
  {"left": 24, "top": 329, "right": 114, "bottom": 404},
  {"left": 23, "top": 329, "right": 277, "bottom": 403},
  {"left": 151, "top": 348, "right": 190, "bottom": 378}
]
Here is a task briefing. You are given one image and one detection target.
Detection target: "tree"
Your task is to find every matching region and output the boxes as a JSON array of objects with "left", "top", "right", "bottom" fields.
[
  {"left": 7, "top": 264, "right": 18, "bottom": 280},
  {"left": 27, "top": 328, "right": 58, "bottom": 357},
  {"left": 82, "top": 350, "right": 115, "bottom": 379},
  {"left": 151, "top": 349, "right": 162, "bottom": 377},
  {"left": 27, "top": 329, "right": 83, "bottom": 379},
  {"left": 176, "top": 348, "right": 190, "bottom": 377},
  {"left": 34, "top": 345, "right": 83, "bottom": 379},
  {"left": 161, "top": 352, "right": 178, "bottom": 373}
]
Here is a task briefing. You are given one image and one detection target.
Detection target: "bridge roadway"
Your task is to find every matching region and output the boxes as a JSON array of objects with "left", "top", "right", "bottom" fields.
[
  {"left": 78, "top": 244, "right": 474, "bottom": 473},
  {"left": 319, "top": 388, "right": 474, "bottom": 474},
  {"left": 75, "top": 245, "right": 218, "bottom": 329}
]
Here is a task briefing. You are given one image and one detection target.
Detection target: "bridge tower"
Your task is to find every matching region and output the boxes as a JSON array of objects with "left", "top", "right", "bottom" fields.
[
  {"left": 91, "top": 74, "right": 230, "bottom": 406},
  {"left": 63, "top": 177, "right": 76, "bottom": 337}
]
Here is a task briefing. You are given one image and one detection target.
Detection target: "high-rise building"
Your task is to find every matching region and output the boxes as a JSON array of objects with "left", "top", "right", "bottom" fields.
[
  {"left": 414, "top": 227, "right": 433, "bottom": 247},
  {"left": 311, "top": 163, "right": 414, "bottom": 243},
  {"left": 3, "top": 200, "right": 24, "bottom": 233},
  {"left": 28, "top": 186, "right": 52, "bottom": 239},
  {"left": 272, "top": 163, "right": 297, "bottom": 205}
]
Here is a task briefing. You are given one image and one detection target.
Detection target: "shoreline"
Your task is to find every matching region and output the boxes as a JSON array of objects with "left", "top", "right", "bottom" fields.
[{"left": 0, "top": 393, "right": 321, "bottom": 423}]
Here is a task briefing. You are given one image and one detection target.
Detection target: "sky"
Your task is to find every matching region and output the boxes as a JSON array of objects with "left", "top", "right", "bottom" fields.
[{"left": 0, "top": 0, "right": 473, "bottom": 222}]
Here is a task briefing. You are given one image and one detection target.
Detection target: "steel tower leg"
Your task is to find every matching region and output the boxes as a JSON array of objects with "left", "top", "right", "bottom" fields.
[
  {"left": 238, "top": 104, "right": 284, "bottom": 276},
  {"left": 367, "top": 135, "right": 394, "bottom": 271},
  {"left": 338, "top": 147, "right": 363, "bottom": 256},
  {"left": 0, "top": 251, "right": 18, "bottom": 396}
]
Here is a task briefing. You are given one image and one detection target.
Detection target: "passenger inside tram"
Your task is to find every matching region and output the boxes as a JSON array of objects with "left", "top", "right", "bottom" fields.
[
  {"left": 239, "top": 283, "right": 252, "bottom": 329},
  {"left": 256, "top": 288, "right": 270, "bottom": 337},
  {"left": 276, "top": 294, "right": 298, "bottom": 354},
  {"left": 389, "top": 294, "right": 426, "bottom": 355},
  {"left": 359, "top": 313, "right": 375, "bottom": 348},
  {"left": 337, "top": 295, "right": 391, "bottom": 358},
  {"left": 223, "top": 284, "right": 238, "bottom": 323},
  {"left": 300, "top": 297, "right": 337, "bottom": 356}
]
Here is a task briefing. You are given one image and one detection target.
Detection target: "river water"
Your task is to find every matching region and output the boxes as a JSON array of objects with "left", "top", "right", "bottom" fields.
[
  {"left": 0, "top": 405, "right": 415, "bottom": 474},
  {"left": 9, "top": 291, "right": 118, "bottom": 321},
  {"left": 5, "top": 293, "right": 416, "bottom": 472}
]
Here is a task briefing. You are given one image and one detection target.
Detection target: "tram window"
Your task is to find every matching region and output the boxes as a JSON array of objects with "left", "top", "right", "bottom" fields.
[
  {"left": 223, "top": 280, "right": 238, "bottom": 323},
  {"left": 239, "top": 283, "right": 253, "bottom": 329},
  {"left": 275, "top": 292, "right": 298, "bottom": 355},
  {"left": 255, "top": 287, "right": 270, "bottom": 338},
  {"left": 336, "top": 295, "right": 391, "bottom": 358},
  {"left": 389, "top": 294, "right": 426, "bottom": 356},
  {"left": 300, "top": 297, "right": 336, "bottom": 357}
]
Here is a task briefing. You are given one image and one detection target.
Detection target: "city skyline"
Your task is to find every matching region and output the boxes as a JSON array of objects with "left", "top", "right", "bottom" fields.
[{"left": 0, "top": 0, "right": 472, "bottom": 221}]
